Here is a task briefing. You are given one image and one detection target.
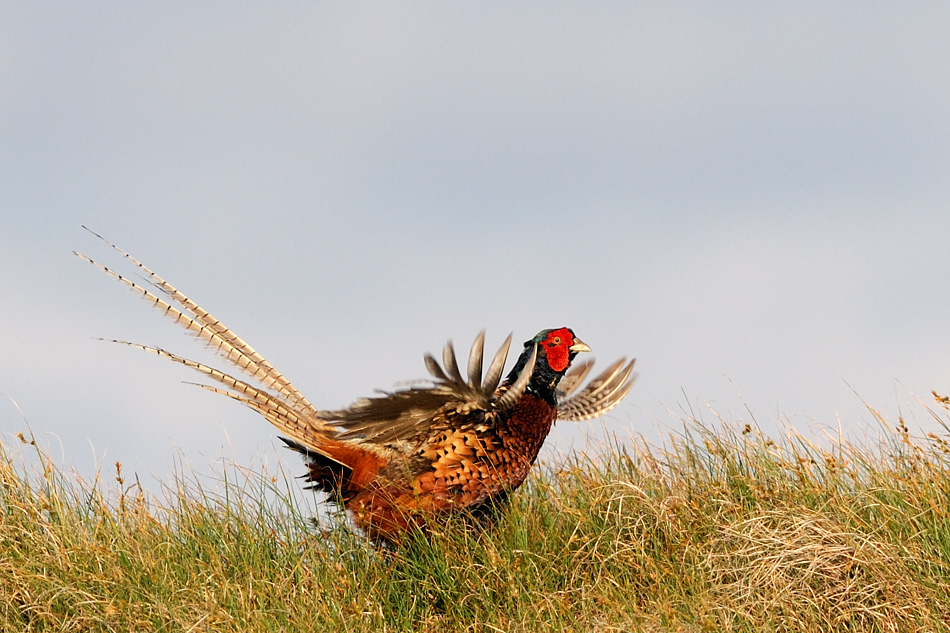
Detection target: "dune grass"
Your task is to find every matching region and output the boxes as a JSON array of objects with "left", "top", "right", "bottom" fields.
[{"left": 4, "top": 396, "right": 950, "bottom": 632}]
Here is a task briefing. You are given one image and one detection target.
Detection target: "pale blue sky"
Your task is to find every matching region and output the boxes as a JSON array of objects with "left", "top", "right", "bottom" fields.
[{"left": 2, "top": 4, "right": 949, "bottom": 486}]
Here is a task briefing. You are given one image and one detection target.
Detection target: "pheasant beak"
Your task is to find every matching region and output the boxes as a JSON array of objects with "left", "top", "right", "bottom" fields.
[{"left": 569, "top": 338, "right": 591, "bottom": 354}]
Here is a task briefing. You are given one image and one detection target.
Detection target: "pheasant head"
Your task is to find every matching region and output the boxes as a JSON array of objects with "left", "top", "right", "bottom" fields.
[{"left": 507, "top": 327, "right": 591, "bottom": 401}]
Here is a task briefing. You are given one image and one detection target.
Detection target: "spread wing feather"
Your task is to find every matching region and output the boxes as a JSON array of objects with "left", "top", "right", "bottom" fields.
[
  {"left": 557, "top": 358, "right": 637, "bottom": 421},
  {"left": 331, "top": 334, "right": 538, "bottom": 443},
  {"left": 467, "top": 332, "right": 484, "bottom": 390},
  {"left": 556, "top": 360, "right": 595, "bottom": 399}
]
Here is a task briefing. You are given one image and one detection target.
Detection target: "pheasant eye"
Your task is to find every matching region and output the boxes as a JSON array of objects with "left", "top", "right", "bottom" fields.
[{"left": 552, "top": 336, "right": 561, "bottom": 345}]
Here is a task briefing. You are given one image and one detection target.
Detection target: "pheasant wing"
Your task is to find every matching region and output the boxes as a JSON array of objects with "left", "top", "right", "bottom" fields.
[
  {"left": 556, "top": 360, "right": 595, "bottom": 399},
  {"left": 557, "top": 358, "right": 636, "bottom": 421},
  {"left": 331, "top": 332, "right": 535, "bottom": 443}
]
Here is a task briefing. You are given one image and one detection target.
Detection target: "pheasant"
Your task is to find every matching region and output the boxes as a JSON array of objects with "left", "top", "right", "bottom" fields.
[{"left": 77, "top": 229, "right": 636, "bottom": 542}]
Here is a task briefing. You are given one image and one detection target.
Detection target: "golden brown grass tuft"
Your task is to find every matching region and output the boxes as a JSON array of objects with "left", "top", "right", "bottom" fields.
[{"left": 705, "top": 507, "right": 938, "bottom": 630}]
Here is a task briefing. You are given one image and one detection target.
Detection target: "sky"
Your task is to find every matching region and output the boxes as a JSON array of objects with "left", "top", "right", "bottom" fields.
[{"left": 2, "top": 4, "right": 950, "bottom": 490}]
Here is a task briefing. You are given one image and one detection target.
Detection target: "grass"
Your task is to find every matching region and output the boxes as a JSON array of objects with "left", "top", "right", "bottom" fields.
[{"left": 4, "top": 395, "right": 950, "bottom": 632}]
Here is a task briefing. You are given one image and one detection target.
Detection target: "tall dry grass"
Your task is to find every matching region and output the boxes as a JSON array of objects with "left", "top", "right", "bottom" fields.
[{"left": 2, "top": 393, "right": 950, "bottom": 631}]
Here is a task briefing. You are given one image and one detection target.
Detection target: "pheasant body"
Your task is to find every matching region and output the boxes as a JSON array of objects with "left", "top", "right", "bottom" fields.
[{"left": 78, "top": 230, "right": 636, "bottom": 543}]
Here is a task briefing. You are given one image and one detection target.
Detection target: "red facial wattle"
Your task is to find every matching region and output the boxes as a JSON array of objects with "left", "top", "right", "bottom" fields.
[{"left": 542, "top": 327, "right": 576, "bottom": 373}]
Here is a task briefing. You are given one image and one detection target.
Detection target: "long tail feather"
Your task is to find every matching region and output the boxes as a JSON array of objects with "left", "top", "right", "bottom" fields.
[
  {"left": 104, "top": 338, "right": 342, "bottom": 462},
  {"left": 76, "top": 228, "right": 313, "bottom": 415}
]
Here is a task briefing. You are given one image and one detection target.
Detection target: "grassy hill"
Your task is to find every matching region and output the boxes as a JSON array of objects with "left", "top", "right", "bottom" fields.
[{"left": 3, "top": 397, "right": 950, "bottom": 632}]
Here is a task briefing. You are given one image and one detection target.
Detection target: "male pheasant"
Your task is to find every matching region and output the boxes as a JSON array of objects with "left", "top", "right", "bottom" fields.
[{"left": 77, "top": 230, "right": 636, "bottom": 542}]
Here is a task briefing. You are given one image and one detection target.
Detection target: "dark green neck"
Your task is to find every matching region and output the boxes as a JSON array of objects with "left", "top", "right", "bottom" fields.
[{"left": 504, "top": 346, "right": 565, "bottom": 407}]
